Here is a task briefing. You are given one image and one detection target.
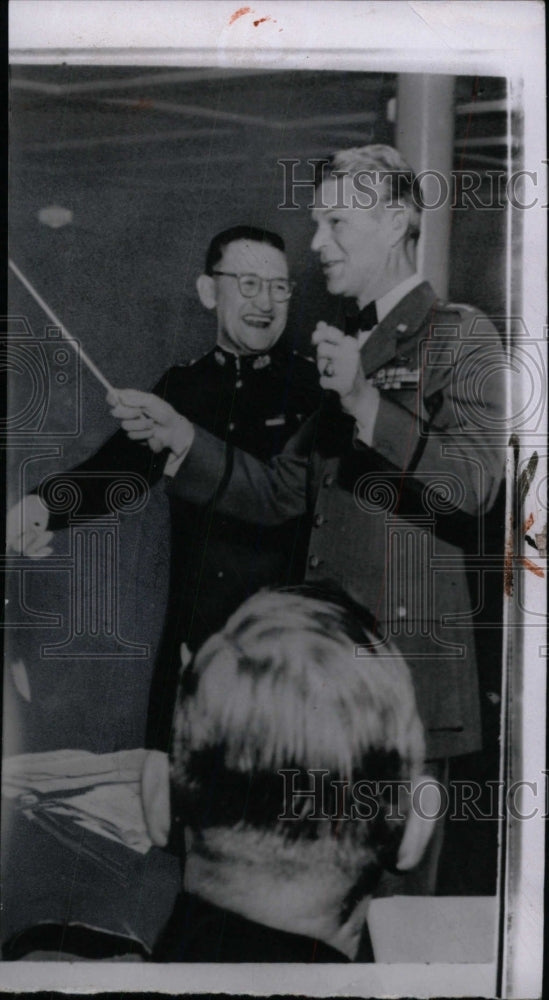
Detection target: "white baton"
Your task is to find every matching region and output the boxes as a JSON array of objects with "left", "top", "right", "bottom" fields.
[{"left": 8, "top": 258, "right": 116, "bottom": 395}]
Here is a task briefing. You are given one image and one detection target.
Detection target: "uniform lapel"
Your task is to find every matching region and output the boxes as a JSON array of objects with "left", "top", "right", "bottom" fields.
[{"left": 360, "top": 281, "right": 438, "bottom": 377}]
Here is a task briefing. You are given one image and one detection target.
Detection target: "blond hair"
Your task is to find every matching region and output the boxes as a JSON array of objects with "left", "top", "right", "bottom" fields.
[
  {"left": 319, "top": 143, "right": 423, "bottom": 245},
  {"left": 172, "top": 587, "right": 424, "bottom": 787}
]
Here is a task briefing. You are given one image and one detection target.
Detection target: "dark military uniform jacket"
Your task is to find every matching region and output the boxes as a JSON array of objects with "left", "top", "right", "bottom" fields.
[
  {"left": 41, "top": 342, "right": 321, "bottom": 750},
  {"left": 153, "top": 892, "right": 357, "bottom": 962},
  {"left": 168, "top": 283, "right": 506, "bottom": 759}
]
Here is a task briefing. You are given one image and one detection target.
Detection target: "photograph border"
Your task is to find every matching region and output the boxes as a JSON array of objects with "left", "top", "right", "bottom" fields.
[{"left": 3, "top": 3, "right": 547, "bottom": 997}]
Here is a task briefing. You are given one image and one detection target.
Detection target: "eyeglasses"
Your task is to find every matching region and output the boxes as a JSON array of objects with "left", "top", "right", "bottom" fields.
[{"left": 212, "top": 271, "right": 295, "bottom": 302}]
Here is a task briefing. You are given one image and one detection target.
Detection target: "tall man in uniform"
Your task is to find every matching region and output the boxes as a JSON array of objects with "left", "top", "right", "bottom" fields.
[
  {"left": 7, "top": 225, "right": 320, "bottom": 751},
  {"left": 104, "top": 145, "right": 506, "bottom": 891}
]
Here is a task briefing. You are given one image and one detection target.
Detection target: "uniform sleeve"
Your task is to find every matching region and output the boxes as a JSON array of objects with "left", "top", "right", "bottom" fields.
[
  {"left": 39, "top": 370, "right": 176, "bottom": 529},
  {"left": 167, "top": 423, "right": 309, "bottom": 526},
  {"left": 365, "top": 316, "right": 506, "bottom": 515}
]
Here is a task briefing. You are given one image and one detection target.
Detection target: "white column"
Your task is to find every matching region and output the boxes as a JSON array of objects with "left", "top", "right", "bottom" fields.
[{"left": 395, "top": 74, "right": 455, "bottom": 299}]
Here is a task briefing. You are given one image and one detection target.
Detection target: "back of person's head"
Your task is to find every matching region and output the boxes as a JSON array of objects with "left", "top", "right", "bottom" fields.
[
  {"left": 170, "top": 584, "right": 426, "bottom": 904},
  {"left": 315, "top": 144, "right": 423, "bottom": 246},
  {"left": 204, "top": 225, "right": 286, "bottom": 275}
]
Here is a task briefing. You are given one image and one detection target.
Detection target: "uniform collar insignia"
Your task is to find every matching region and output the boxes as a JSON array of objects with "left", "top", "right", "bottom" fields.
[
  {"left": 214, "top": 348, "right": 271, "bottom": 370},
  {"left": 251, "top": 354, "right": 271, "bottom": 370}
]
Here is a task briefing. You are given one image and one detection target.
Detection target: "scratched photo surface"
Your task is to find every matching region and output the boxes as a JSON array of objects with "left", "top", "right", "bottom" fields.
[{"left": 1, "top": 55, "right": 540, "bottom": 993}]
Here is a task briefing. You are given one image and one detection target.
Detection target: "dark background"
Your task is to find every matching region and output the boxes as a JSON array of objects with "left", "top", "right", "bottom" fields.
[{"left": 6, "top": 68, "right": 508, "bottom": 767}]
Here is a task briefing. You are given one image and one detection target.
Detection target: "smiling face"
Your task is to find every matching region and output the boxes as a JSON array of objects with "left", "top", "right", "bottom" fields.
[
  {"left": 203, "top": 239, "right": 290, "bottom": 356},
  {"left": 311, "top": 175, "right": 399, "bottom": 308}
]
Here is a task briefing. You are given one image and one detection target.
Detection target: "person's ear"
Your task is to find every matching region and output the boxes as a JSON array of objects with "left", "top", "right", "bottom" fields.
[
  {"left": 396, "top": 774, "right": 442, "bottom": 871},
  {"left": 141, "top": 749, "right": 170, "bottom": 847},
  {"left": 387, "top": 205, "right": 410, "bottom": 247},
  {"left": 196, "top": 273, "right": 217, "bottom": 310}
]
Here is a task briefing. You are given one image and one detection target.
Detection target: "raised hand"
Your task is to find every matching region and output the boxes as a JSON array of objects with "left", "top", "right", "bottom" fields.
[
  {"left": 311, "top": 322, "right": 381, "bottom": 435},
  {"left": 6, "top": 495, "right": 53, "bottom": 557},
  {"left": 312, "top": 322, "right": 363, "bottom": 399}
]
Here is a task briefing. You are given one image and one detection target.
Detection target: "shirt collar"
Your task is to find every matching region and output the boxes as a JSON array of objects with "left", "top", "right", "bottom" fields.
[
  {"left": 357, "top": 273, "right": 425, "bottom": 350},
  {"left": 375, "top": 272, "right": 423, "bottom": 324}
]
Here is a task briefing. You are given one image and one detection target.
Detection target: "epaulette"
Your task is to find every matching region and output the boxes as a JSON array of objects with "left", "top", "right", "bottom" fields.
[
  {"left": 435, "top": 300, "right": 477, "bottom": 315},
  {"left": 177, "top": 352, "right": 209, "bottom": 368}
]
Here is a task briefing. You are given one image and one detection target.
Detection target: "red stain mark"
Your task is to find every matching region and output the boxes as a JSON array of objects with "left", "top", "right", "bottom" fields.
[
  {"left": 254, "top": 16, "right": 276, "bottom": 26},
  {"left": 504, "top": 555, "right": 513, "bottom": 595},
  {"left": 523, "top": 512, "right": 534, "bottom": 533},
  {"left": 229, "top": 6, "right": 251, "bottom": 25},
  {"left": 521, "top": 556, "right": 545, "bottom": 578}
]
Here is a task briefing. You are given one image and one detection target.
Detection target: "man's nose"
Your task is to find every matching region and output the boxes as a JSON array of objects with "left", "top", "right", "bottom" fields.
[
  {"left": 310, "top": 226, "right": 326, "bottom": 253},
  {"left": 254, "top": 279, "right": 274, "bottom": 311}
]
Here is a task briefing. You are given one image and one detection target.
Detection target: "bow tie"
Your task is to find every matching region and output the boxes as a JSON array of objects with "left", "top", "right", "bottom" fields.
[{"left": 344, "top": 300, "right": 378, "bottom": 337}]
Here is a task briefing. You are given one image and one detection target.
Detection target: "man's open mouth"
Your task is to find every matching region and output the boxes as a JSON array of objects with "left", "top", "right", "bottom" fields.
[{"left": 243, "top": 316, "right": 273, "bottom": 329}]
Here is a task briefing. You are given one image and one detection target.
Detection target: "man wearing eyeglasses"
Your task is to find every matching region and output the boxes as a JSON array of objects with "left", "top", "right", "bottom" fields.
[{"left": 7, "top": 225, "right": 320, "bottom": 752}]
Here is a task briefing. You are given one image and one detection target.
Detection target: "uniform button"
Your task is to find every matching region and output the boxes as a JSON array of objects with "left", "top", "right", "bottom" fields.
[
  {"left": 235, "top": 380, "right": 243, "bottom": 389},
  {"left": 308, "top": 554, "right": 322, "bottom": 569},
  {"left": 217, "top": 571, "right": 224, "bottom": 579},
  {"left": 228, "top": 422, "right": 235, "bottom": 431},
  {"left": 313, "top": 513, "right": 325, "bottom": 527},
  {"left": 323, "top": 473, "right": 334, "bottom": 487}
]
